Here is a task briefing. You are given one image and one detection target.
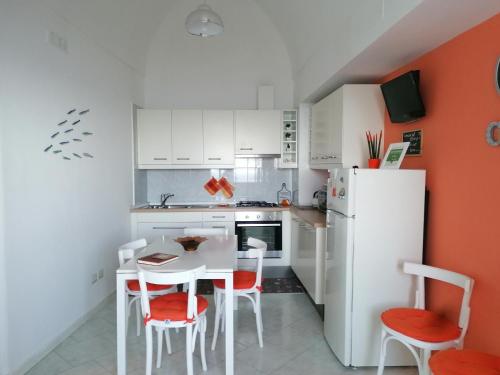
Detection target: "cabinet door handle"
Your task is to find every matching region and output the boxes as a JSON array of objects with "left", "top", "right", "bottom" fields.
[
  {"left": 239, "top": 147, "right": 253, "bottom": 151},
  {"left": 208, "top": 157, "right": 222, "bottom": 161},
  {"left": 152, "top": 226, "right": 185, "bottom": 230},
  {"left": 153, "top": 157, "right": 167, "bottom": 161},
  {"left": 211, "top": 216, "right": 226, "bottom": 219},
  {"left": 176, "top": 158, "right": 190, "bottom": 161},
  {"left": 211, "top": 226, "right": 227, "bottom": 229}
]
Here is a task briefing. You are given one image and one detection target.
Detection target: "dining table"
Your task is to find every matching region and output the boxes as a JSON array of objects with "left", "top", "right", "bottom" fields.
[{"left": 116, "top": 235, "right": 236, "bottom": 375}]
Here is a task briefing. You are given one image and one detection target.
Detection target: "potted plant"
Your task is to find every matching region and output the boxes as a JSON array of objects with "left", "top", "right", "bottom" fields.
[{"left": 366, "top": 130, "right": 382, "bottom": 168}]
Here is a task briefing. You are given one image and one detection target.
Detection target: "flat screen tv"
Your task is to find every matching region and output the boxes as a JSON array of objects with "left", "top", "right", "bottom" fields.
[{"left": 381, "top": 70, "right": 425, "bottom": 123}]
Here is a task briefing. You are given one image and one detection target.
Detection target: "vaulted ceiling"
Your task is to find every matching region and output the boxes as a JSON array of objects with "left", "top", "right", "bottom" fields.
[{"left": 42, "top": 0, "right": 500, "bottom": 102}]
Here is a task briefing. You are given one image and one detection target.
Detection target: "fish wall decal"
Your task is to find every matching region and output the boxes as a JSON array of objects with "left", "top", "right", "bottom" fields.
[{"left": 45, "top": 108, "right": 94, "bottom": 161}]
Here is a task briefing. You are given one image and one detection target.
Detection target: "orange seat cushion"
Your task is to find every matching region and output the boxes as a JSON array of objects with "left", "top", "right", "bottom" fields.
[
  {"left": 429, "top": 349, "right": 500, "bottom": 375},
  {"left": 213, "top": 270, "right": 258, "bottom": 290},
  {"left": 381, "top": 308, "right": 461, "bottom": 343},
  {"left": 149, "top": 292, "right": 208, "bottom": 322},
  {"left": 127, "top": 280, "right": 173, "bottom": 292}
]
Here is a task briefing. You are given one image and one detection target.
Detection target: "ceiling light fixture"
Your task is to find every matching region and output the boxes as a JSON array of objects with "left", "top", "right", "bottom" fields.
[{"left": 185, "top": 2, "right": 224, "bottom": 38}]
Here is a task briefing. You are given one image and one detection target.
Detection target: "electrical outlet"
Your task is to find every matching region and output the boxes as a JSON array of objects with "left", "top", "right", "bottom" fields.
[
  {"left": 98, "top": 269, "right": 104, "bottom": 280},
  {"left": 91, "top": 272, "right": 98, "bottom": 284}
]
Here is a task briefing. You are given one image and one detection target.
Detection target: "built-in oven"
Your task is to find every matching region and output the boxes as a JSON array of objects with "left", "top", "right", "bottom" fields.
[{"left": 235, "top": 211, "right": 282, "bottom": 259}]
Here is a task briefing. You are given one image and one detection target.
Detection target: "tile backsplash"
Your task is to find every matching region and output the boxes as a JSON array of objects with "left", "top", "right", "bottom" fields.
[{"left": 145, "top": 158, "right": 293, "bottom": 204}]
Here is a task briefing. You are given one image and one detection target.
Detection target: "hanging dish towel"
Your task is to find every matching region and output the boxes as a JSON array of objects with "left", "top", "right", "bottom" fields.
[
  {"left": 204, "top": 177, "right": 220, "bottom": 195},
  {"left": 218, "top": 176, "right": 234, "bottom": 199}
]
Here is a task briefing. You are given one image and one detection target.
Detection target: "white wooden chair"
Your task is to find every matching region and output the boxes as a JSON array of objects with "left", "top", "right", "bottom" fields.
[
  {"left": 183, "top": 227, "right": 229, "bottom": 236},
  {"left": 376, "top": 262, "right": 474, "bottom": 375},
  {"left": 211, "top": 237, "right": 266, "bottom": 349},
  {"left": 118, "top": 239, "right": 176, "bottom": 336},
  {"left": 138, "top": 265, "right": 209, "bottom": 375}
]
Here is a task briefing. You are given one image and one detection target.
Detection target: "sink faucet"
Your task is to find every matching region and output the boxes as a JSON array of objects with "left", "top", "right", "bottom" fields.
[{"left": 160, "top": 193, "right": 174, "bottom": 207}]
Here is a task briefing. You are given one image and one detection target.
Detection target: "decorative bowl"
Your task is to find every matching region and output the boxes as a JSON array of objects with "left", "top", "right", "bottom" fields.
[{"left": 175, "top": 236, "right": 207, "bottom": 251}]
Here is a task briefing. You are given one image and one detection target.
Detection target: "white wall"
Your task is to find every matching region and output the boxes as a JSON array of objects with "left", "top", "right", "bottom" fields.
[
  {"left": 255, "top": 0, "right": 422, "bottom": 103},
  {"left": 144, "top": 0, "right": 293, "bottom": 109},
  {"left": 0, "top": 1, "right": 139, "bottom": 373},
  {"left": 0, "top": 63, "right": 8, "bottom": 375},
  {"left": 0, "top": 3, "right": 11, "bottom": 373}
]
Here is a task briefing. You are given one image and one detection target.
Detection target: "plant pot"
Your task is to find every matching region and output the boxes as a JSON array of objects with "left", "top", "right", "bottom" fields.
[{"left": 368, "top": 158, "right": 381, "bottom": 169}]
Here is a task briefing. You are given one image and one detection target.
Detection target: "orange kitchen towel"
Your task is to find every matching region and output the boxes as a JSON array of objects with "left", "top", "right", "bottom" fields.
[
  {"left": 204, "top": 177, "right": 220, "bottom": 195},
  {"left": 218, "top": 177, "right": 234, "bottom": 199}
]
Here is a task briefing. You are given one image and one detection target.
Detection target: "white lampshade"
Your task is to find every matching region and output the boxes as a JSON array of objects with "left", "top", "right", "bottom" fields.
[{"left": 185, "top": 4, "right": 224, "bottom": 37}]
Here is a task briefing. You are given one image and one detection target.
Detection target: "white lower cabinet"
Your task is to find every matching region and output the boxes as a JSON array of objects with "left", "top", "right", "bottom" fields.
[
  {"left": 132, "top": 212, "right": 235, "bottom": 242},
  {"left": 291, "top": 215, "right": 326, "bottom": 304},
  {"left": 202, "top": 221, "right": 235, "bottom": 235},
  {"left": 137, "top": 222, "right": 202, "bottom": 242}
]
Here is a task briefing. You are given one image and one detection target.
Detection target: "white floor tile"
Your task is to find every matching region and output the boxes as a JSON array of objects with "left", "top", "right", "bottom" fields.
[
  {"left": 25, "top": 352, "right": 72, "bottom": 375},
  {"left": 26, "top": 293, "right": 418, "bottom": 375}
]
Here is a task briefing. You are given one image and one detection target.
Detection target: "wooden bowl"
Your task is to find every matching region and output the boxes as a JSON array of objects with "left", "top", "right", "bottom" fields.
[{"left": 175, "top": 236, "right": 207, "bottom": 251}]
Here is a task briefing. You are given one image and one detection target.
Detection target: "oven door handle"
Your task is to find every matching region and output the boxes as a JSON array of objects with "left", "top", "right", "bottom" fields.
[{"left": 236, "top": 223, "right": 281, "bottom": 227}]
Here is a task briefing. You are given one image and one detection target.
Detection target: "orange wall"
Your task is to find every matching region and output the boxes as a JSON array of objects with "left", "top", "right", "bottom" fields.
[{"left": 382, "top": 14, "right": 500, "bottom": 354}]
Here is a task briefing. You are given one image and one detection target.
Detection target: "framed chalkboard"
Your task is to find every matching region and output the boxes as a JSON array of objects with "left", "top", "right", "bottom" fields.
[{"left": 402, "top": 129, "right": 422, "bottom": 156}]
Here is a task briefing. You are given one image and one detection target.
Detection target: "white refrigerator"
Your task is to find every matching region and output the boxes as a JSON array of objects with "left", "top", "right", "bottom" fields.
[{"left": 324, "top": 168, "right": 426, "bottom": 367}]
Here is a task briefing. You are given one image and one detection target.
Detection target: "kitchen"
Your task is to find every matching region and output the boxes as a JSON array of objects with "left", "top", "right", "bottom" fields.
[{"left": 1, "top": 2, "right": 500, "bottom": 375}]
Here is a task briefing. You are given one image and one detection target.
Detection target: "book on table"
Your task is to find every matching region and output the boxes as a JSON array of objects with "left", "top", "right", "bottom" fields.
[{"left": 137, "top": 253, "right": 179, "bottom": 266}]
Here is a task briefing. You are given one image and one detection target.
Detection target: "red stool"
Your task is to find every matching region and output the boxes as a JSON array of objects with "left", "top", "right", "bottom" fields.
[{"left": 429, "top": 349, "right": 500, "bottom": 375}]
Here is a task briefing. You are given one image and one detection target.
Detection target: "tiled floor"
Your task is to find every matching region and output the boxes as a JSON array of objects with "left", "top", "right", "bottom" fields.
[{"left": 26, "top": 294, "right": 417, "bottom": 375}]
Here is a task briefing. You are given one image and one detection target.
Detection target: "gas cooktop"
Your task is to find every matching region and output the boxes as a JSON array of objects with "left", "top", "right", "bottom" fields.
[{"left": 235, "top": 201, "right": 279, "bottom": 208}]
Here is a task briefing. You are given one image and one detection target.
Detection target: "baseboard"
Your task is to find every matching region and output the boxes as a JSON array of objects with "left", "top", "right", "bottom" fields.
[{"left": 11, "top": 292, "right": 115, "bottom": 375}]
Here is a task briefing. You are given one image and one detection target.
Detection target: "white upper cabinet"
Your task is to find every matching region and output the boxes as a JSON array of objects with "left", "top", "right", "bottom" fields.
[
  {"left": 172, "top": 110, "right": 203, "bottom": 165},
  {"left": 137, "top": 109, "right": 172, "bottom": 167},
  {"left": 235, "top": 110, "right": 281, "bottom": 156},
  {"left": 311, "top": 89, "right": 342, "bottom": 165},
  {"left": 203, "top": 110, "right": 234, "bottom": 165},
  {"left": 310, "top": 84, "right": 384, "bottom": 169}
]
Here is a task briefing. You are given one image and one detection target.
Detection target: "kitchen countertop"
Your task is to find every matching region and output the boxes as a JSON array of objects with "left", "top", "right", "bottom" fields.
[
  {"left": 130, "top": 205, "right": 290, "bottom": 213},
  {"left": 130, "top": 204, "right": 326, "bottom": 228},
  {"left": 290, "top": 206, "right": 326, "bottom": 228}
]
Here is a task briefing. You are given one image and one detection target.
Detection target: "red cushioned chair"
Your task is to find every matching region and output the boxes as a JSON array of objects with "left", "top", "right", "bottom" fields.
[
  {"left": 429, "top": 349, "right": 500, "bottom": 375},
  {"left": 376, "top": 262, "right": 474, "bottom": 375},
  {"left": 138, "top": 264, "right": 208, "bottom": 375},
  {"left": 211, "top": 237, "right": 266, "bottom": 349},
  {"left": 118, "top": 239, "right": 176, "bottom": 337}
]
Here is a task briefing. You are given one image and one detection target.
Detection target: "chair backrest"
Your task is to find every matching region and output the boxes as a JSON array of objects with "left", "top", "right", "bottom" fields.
[
  {"left": 183, "top": 227, "right": 228, "bottom": 236},
  {"left": 137, "top": 265, "right": 206, "bottom": 322},
  {"left": 403, "top": 262, "right": 474, "bottom": 340},
  {"left": 246, "top": 237, "right": 267, "bottom": 289},
  {"left": 118, "top": 238, "right": 147, "bottom": 266}
]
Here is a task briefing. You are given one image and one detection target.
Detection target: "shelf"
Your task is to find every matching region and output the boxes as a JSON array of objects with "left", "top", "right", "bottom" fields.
[{"left": 280, "top": 109, "right": 298, "bottom": 169}]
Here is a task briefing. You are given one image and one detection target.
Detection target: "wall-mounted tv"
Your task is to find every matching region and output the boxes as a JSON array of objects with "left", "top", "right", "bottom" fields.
[{"left": 381, "top": 70, "right": 426, "bottom": 123}]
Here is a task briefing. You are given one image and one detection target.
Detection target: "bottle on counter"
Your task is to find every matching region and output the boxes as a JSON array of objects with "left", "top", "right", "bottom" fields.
[{"left": 277, "top": 183, "right": 292, "bottom": 207}]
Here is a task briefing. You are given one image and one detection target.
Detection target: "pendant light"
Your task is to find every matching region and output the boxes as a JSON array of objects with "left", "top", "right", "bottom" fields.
[{"left": 185, "top": 1, "right": 224, "bottom": 38}]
